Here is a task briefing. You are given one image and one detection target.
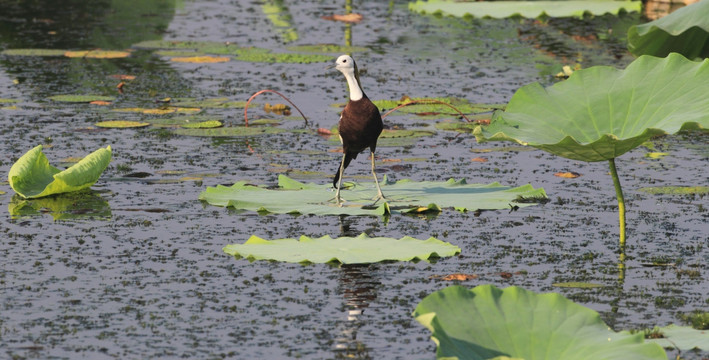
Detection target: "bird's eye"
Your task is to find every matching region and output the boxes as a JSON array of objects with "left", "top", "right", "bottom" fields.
[{"left": 342, "top": 59, "right": 347, "bottom": 63}]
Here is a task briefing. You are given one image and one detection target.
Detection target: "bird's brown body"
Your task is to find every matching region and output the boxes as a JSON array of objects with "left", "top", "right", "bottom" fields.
[{"left": 333, "top": 96, "right": 383, "bottom": 187}]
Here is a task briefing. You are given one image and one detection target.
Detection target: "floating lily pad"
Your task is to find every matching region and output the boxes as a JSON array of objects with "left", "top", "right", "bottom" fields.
[
  {"left": 132, "top": 40, "right": 228, "bottom": 50},
  {"left": 474, "top": 54, "right": 709, "bottom": 162},
  {"left": 262, "top": 0, "right": 298, "bottom": 43},
  {"left": 409, "top": 0, "right": 641, "bottom": 19},
  {"left": 49, "top": 95, "right": 116, "bottom": 103},
  {"left": 170, "top": 55, "right": 230, "bottom": 63},
  {"left": 169, "top": 98, "right": 247, "bottom": 108},
  {"left": 638, "top": 186, "right": 709, "bottom": 195},
  {"left": 174, "top": 126, "right": 291, "bottom": 137},
  {"left": 286, "top": 44, "right": 370, "bottom": 54},
  {"left": 64, "top": 50, "right": 131, "bottom": 58},
  {"left": 628, "top": 0, "right": 709, "bottom": 58},
  {"left": 95, "top": 120, "right": 151, "bottom": 128},
  {"left": 0, "top": 98, "right": 19, "bottom": 104},
  {"left": 234, "top": 51, "right": 331, "bottom": 64},
  {"left": 224, "top": 233, "right": 461, "bottom": 264},
  {"left": 634, "top": 325, "right": 709, "bottom": 351},
  {"left": 8, "top": 145, "right": 112, "bottom": 199},
  {"left": 552, "top": 282, "right": 605, "bottom": 288},
  {"left": 1, "top": 48, "right": 67, "bottom": 57},
  {"left": 371, "top": 97, "right": 502, "bottom": 115},
  {"left": 413, "top": 285, "right": 667, "bottom": 360},
  {"left": 199, "top": 174, "right": 547, "bottom": 216},
  {"left": 180, "top": 120, "right": 222, "bottom": 129},
  {"left": 111, "top": 107, "right": 201, "bottom": 115}
]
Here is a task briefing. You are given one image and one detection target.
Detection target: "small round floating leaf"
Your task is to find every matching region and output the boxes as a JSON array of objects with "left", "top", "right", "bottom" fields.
[
  {"left": 474, "top": 54, "right": 709, "bottom": 162},
  {"left": 638, "top": 186, "right": 709, "bottom": 195},
  {"left": 552, "top": 281, "right": 604, "bottom": 288},
  {"left": 413, "top": 285, "right": 667, "bottom": 360},
  {"left": 636, "top": 325, "right": 709, "bottom": 351},
  {"left": 95, "top": 120, "right": 150, "bottom": 128},
  {"left": 235, "top": 50, "right": 331, "bottom": 63},
  {"left": 175, "top": 127, "right": 289, "bottom": 137},
  {"left": 49, "top": 95, "right": 116, "bottom": 103},
  {"left": 64, "top": 50, "right": 131, "bottom": 59},
  {"left": 223, "top": 233, "right": 460, "bottom": 264},
  {"left": 180, "top": 120, "right": 222, "bottom": 129},
  {"left": 1, "top": 48, "right": 67, "bottom": 57}
]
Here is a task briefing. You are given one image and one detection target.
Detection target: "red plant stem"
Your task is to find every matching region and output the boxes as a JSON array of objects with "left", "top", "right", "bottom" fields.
[
  {"left": 243, "top": 89, "right": 308, "bottom": 127},
  {"left": 380, "top": 99, "right": 473, "bottom": 122}
]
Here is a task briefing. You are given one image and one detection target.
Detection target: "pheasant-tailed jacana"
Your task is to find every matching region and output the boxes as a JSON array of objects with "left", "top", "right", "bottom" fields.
[{"left": 328, "top": 55, "right": 384, "bottom": 205}]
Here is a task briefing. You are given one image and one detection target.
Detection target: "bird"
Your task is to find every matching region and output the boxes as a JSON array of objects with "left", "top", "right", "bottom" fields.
[{"left": 327, "top": 54, "right": 384, "bottom": 205}]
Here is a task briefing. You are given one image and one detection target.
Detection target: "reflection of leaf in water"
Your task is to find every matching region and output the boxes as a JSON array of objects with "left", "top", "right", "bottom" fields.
[
  {"left": 224, "top": 233, "right": 460, "bottom": 264},
  {"left": 8, "top": 191, "right": 111, "bottom": 221},
  {"left": 199, "top": 174, "right": 547, "bottom": 216},
  {"left": 262, "top": 0, "right": 299, "bottom": 43},
  {"left": 409, "top": 0, "right": 641, "bottom": 19},
  {"left": 95, "top": 120, "right": 151, "bottom": 128}
]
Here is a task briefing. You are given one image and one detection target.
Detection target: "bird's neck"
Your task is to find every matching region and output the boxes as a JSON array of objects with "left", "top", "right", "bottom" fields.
[{"left": 342, "top": 68, "right": 364, "bottom": 101}]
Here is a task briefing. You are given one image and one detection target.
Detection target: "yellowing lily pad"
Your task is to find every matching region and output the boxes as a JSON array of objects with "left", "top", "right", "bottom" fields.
[
  {"left": 111, "top": 107, "right": 201, "bottom": 115},
  {"left": 95, "top": 120, "right": 150, "bottom": 128},
  {"left": 170, "top": 55, "right": 230, "bottom": 63},
  {"left": 224, "top": 233, "right": 461, "bottom": 264},
  {"left": 64, "top": 50, "right": 131, "bottom": 59},
  {"left": 639, "top": 186, "right": 709, "bottom": 195}
]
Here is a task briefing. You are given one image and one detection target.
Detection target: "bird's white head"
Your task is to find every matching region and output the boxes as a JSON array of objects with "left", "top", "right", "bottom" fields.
[{"left": 332, "top": 54, "right": 364, "bottom": 101}]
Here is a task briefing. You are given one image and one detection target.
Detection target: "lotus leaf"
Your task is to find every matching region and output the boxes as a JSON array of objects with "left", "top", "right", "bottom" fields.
[
  {"left": 95, "top": 120, "right": 151, "bottom": 128},
  {"left": 180, "top": 120, "right": 223, "bottom": 129},
  {"left": 262, "top": 0, "right": 298, "bottom": 43},
  {"left": 413, "top": 285, "right": 667, "bottom": 360},
  {"left": 199, "top": 174, "right": 547, "bottom": 216},
  {"left": 223, "top": 234, "right": 461, "bottom": 264},
  {"left": 474, "top": 54, "right": 709, "bottom": 162},
  {"left": 638, "top": 186, "right": 709, "bottom": 195},
  {"left": 174, "top": 126, "right": 290, "bottom": 137},
  {"left": 628, "top": 0, "right": 709, "bottom": 58},
  {"left": 409, "top": 0, "right": 641, "bottom": 19},
  {"left": 9, "top": 145, "right": 112, "bottom": 199},
  {"left": 1, "top": 48, "right": 67, "bottom": 57},
  {"left": 49, "top": 95, "right": 116, "bottom": 103},
  {"left": 634, "top": 325, "right": 709, "bottom": 351},
  {"left": 286, "top": 44, "right": 369, "bottom": 54}
]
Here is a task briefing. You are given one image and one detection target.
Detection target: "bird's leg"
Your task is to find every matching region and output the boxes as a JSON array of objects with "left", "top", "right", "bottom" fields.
[
  {"left": 331, "top": 152, "right": 347, "bottom": 206},
  {"left": 370, "top": 151, "right": 385, "bottom": 203}
]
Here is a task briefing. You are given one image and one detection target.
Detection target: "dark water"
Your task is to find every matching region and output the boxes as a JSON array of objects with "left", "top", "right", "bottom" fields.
[{"left": 0, "top": 1, "right": 707, "bottom": 359}]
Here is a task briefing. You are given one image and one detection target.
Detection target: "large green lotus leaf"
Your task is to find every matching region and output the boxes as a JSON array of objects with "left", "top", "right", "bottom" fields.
[
  {"left": 8, "top": 145, "right": 112, "bottom": 199},
  {"left": 413, "top": 285, "right": 667, "bottom": 360},
  {"left": 637, "top": 325, "right": 709, "bottom": 351},
  {"left": 199, "top": 174, "right": 547, "bottom": 216},
  {"left": 409, "top": 0, "right": 641, "bottom": 19},
  {"left": 224, "top": 233, "right": 461, "bottom": 264},
  {"left": 628, "top": 0, "right": 709, "bottom": 58},
  {"left": 474, "top": 54, "right": 709, "bottom": 162}
]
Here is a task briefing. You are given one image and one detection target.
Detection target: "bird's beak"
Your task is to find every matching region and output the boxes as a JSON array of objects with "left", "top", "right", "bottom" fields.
[{"left": 325, "top": 63, "right": 337, "bottom": 70}]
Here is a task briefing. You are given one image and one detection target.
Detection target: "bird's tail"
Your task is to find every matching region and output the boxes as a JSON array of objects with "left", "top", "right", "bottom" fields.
[{"left": 333, "top": 152, "right": 356, "bottom": 188}]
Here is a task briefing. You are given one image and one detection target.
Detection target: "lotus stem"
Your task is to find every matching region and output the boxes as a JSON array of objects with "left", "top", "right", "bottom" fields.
[
  {"left": 380, "top": 99, "right": 473, "bottom": 122},
  {"left": 243, "top": 89, "right": 308, "bottom": 127},
  {"left": 608, "top": 158, "right": 626, "bottom": 248}
]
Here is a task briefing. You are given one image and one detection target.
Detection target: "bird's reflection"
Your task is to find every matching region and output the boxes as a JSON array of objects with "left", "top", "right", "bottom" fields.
[{"left": 332, "top": 263, "right": 380, "bottom": 359}]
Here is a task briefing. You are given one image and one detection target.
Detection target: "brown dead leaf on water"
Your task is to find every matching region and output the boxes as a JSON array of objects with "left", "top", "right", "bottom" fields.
[
  {"left": 317, "top": 128, "right": 333, "bottom": 136},
  {"left": 65, "top": 50, "right": 131, "bottom": 59},
  {"left": 90, "top": 100, "right": 112, "bottom": 106},
  {"left": 381, "top": 158, "right": 402, "bottom": 163},
  {"left": 431, "top": 273, "right": 479, "bottom": 281},
  {"left": 321, "top": 13, "right": 363, "bottom": 23},
  {"left": 554, "top": 171, "right": 581, "bottom": 178},
  {"left": 476, "top": 118, "right": 491, "bottom": 125},
  {"left": 471, "top": 157, "right": 488, "bottom": 163},
  {"left": 170, "top": 56, "right": 230, "bottom": 63}
]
